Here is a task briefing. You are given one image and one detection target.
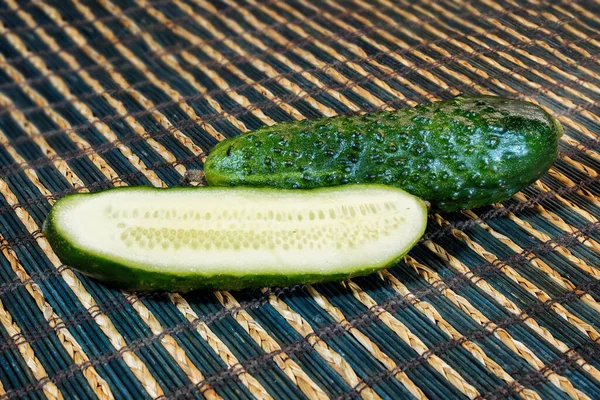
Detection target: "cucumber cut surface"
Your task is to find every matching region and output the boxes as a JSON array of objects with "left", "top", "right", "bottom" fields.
[{"left": 43, "top": 185, "right": 427, "bottom": 292}]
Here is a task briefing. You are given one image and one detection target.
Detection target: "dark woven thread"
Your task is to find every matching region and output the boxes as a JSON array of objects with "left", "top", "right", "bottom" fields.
[
  {"left": 295, "top": 0, "right": 599, "bottom": 98},
  {"left": 2, "top": 13, "right": 597, "bottom": 151},
  {"left": 0, "top": 290, "right": 159, "bottom": 351},
  {"left": 0, "top": 0, "right": 442, "bottom": 72},
  {"left": 0, "top": 139, "right": 204, "bottom": 178},
  {"left": 0, "top": 285, "right": 303, "bottom": 399},
  {"left": 3, "top": 0, "right": 532, "bottom": 41},
  {"left": 477, "top": 342, "right": 600, "bottom": 399},
  {"left": 0, "top": 153, "right": 202, "bottom": 226},
  {"left": 458, "top": 0, "right": 579, "bottom": 36},
  {"left": 1, "top": 14, "right": 592, "bottom": 126},
  {"left": 164, "top": 266, "right": 600, "bottom": 399},
  {"left": 3, "top": 271, "right": 596, "bottom": 400},
  {"left": 0, "top": 222, "right": 597, "bottom": 399},
  {"left": 0, "top": 0, "right": 272, "bottom": 35},
  {"left": 20, "top": 3, "right": 593, "bottom": 118},
  {"left": 0, "top": 0, "right": 540, "bottom": 79},
  {"left": 0, "top": 184, "right": 116, "bottom": 216},
  {"left": 0, "top": 288, "right": 160, "bottom": 352},
  {"left": 0, "top": 0, "right": 588, "bottom": 118},
  {"left": 0, "top": 230, "right": 45, "bottom": 249},
  {"left": 0, "top": 151, "right": 201, "bottom": 203},
  {"left": 0, "top": 22, "right": 481, "bottom": 99},
  {"left": 559, "top": 137, "right": 600, "bottom": 159},
  {"left": 0, "top": 154, "right": 203, "bottom": 221},
  {"left": 0, "top": 0, "right": 548, "bottom": 94},
  {"left": 0, "top": 132, "right": 206, "bottom": 180},
  {"left": 0, "top": 264, "right": 71, "bottom": 296},
  {"left": 334, "top": 287, "right": 600, "bottom": 399},
  {"left": 35, "top": 291, "right": 158, "bottom": 335},
  {"left": 0, "top": 282, "right": 298, "bottom": 355},
  {"left": 557, "top": 0, "right": 598, "bottom": 23},
  {"left": 0, "top": 0, "right": 349, "bottom": 79},
  {"left": 2, "top": 59, "right": 598, "bottom": 169}
]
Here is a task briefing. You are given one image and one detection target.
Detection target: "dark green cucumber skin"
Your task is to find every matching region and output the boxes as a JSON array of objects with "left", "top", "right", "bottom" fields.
[
  {"left": 43, "top": 185, "right": 426, "bottom": 292},
  {"left": 205, "top": 96, "right": 562, "bottom": 212}
]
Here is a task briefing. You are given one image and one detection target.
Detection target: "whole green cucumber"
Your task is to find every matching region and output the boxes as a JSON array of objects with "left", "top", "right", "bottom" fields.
[{"left": 204, "top": 96, "right": 562, "bottom": 212}]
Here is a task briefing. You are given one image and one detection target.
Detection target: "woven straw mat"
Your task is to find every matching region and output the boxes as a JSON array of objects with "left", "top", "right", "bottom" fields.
[{"left": 0, "top": 0, "right": 599, "bottom": 399}]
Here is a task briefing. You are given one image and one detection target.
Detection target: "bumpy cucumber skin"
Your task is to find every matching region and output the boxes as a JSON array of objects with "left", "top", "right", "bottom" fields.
[
  {"left": 43, "top": 185, "right": 427, "bottom": 292},
  {"left": 205, "top": 96, "right": 562, "bottom": 212}
]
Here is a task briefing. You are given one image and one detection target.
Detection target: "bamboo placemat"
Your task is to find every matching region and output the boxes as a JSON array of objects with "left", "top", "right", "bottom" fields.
[{"left": 0, "top": 0, "right": 599, "bottom": 398}]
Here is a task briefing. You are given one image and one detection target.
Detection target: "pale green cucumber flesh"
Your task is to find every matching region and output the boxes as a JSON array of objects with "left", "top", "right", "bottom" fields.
[{"left": 43, "top": 185, "right": 427, "bottom": 292}]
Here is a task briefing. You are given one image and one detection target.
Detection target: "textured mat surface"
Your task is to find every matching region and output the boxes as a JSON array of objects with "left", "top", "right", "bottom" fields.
[{"left": 0, "top": 0, "right": 599, "bottom": 399}]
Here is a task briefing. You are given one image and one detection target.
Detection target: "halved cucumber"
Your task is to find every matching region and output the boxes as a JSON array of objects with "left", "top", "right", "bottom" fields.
[{"left": 43, "top": 185, "right": 427, "bottom": 292}]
